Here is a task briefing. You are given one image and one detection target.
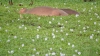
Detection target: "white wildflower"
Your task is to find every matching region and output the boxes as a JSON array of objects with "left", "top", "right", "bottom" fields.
[
  {"left": 5, "top": 30, "right": 8, "bottom": 32},
  {"left": 64, "top": 3, "right": 66, "bottom": 5},
  {"left": 83, "top": 8, "right": 86, "bottom": 12},
  {"left": 19, "top": 48, "right": 21, "bottom": 50},
  {"left": 22, "top": 44, "right": 24, "bottom": 47},
  {"left": 96, "top": 39, "right": 98, "bottom": 42},
  {"left": 53, "top": 35, "right": 55, "bottom": 38},
  {"left": 61, "top": 38, "right": 64, "bottom": 41},
  {"left": 75, "top": 14, "right": 79, "bottom": 17},
  {"left": 33, "top": 48, "right": 36, "bottom": 51},
  {"left": 73, "top": 54, "right": 76, "bottom": 56},
  {"left": 51, "top": 52, "right": 56, "bottom": 55},
  {"left": 22, "top": 24, "right": 24, "bottom": 27},
  {"left": 24, "top": 27, "right": 27, "bottom": 30},
  {"left": 66, "top": 33, "right": 68, "bottom": 36},
  {"left": 72, "top": 44, "right": 75, "bottom": 48},
  {"left": 49, "top": 21, "right": 52, "bottom": 24},
  {"left": 80, "top": 31, "right": 82, "bottom": 33},
  {"left": 32, "top": 39, "right": 34, "bottom": 42},
  {"left": 37, "top": 26, "right": 41, "bottom": 29},
  {"left": 78, "top": 52, "right": 81, "bottom": 55},
  {"left": 75, "top": 50, "right": 78, "bottom": 52},
  {"left": 37, "top": 29, "right": 39, "bottom": 31},
  {"left": 32, "top": 54, "right": 35, "bottom": 56},
  {"left": 50, "top": 48, "right": 52, "bottom": 50},
  {"left": 96, "top": 52, "right": 98, "bottom": 54},
  {"left": 10, "top": 50, "right": 14, "bottom": 54},
  {"left": 90, "top": 18, "right": 92, "bottom": 20},
  {"left": 45, "top": 54, "right": 49, "bottom": 56},
  {"left": 83, "top": 30, "right": 86, "bottom": 32},
  {"left": 65, "top": 21, "right": 68, "bottom": 23},
  {"left": 52, "top": 18, "right": 55, "bottom": 21},
  {"left": 36, "top": 34, "right": 40, "bottom": 39},
  {"left": 79, "top": 25, "right": 81, "bottom": 26},
  {"left": 56, "top": 30, "right": 58, "bottom": 32},
  {"left": 58, "top": 22, "right": 61, "bottom": 25},
  {"left": 86, "top": 26, "right": 89, "bottom": 28},
  {"left": 45, "top": 38, "right": 48, "bottom": 41},
  {"left": 60, "top": 18, "right": 62, "bottom": 20},
  {"left": 7, "top": 39, "right": 10, "bottom": 42},
  {"left": 18, "top": 19, "right": 20, "bottom": 20},
  {"left": 36, "top": 52, "right": 39, "bottom": 55},
  {"left": 78, "top": 20, "right": 80, "bottom": 22},
  {"left": 60, "top": 29, "right": 63, "bottom": 32},
  {"left": 38, "top": 17, "right": 41, "bottom": 20},
  {"left": 90, "top": 35, "right": 93, "bottom": 39},
  {"left": 19, "top": 26, "right": 22, "bottom": 29},
  {"left": 60, "top": 52, "right": 65, "bottom": 56},
  {"left": 83, "top": 27, "right": 86, "bottom": 30},
  {"left": 94, "top": 22, "right": 96, "bottom": 25},
  {"left": 70, "top": 29, "right": 74, "bottom": 32},
  {"left": 68, "top": 42, "right": 70, "bottom": 45},
  {"left": 60, "top": 48, "right": 62, "bottom": 50},
  {"left": 52, "top": 28, "right": 55, "bottom": 32},
  {"left": 14, "top": 36, "right": 17, "bottom": 39},
  {"left": 20, "top": 38, "right": 23, "bottom": 39}
]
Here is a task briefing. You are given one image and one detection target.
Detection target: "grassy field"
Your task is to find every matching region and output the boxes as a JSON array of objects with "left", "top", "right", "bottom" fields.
[{"left": 0, "top": 0, "right": 100, "bottom": 56}]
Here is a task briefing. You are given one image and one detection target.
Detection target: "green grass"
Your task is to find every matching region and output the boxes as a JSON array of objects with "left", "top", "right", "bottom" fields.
[{"left": 0, "top": 0, "right": 100, "bottom": 56}]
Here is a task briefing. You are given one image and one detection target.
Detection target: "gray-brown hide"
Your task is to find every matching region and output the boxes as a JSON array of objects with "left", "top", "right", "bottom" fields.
[
  {"left": 19, "top": 6, "right": 68, "bottom": 16},
  {"left": 61, "top": 9, "right": 79, "bottom": 15}
]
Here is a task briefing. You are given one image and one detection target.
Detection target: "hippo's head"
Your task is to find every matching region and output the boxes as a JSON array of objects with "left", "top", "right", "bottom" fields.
[{"left": 19, "top": 8, "right": 27, "bottom": 14}]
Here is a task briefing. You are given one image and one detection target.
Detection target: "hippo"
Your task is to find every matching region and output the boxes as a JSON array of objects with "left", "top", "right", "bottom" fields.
[{"left": 19, "top": 6, "right": 68, "bottom": 16}]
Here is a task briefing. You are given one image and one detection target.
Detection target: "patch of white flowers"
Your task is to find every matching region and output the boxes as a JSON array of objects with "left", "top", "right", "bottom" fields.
[
  {"left": 75, "top": 50, "right": 81, "bottom": 55},
  {"left": 90, "top": 34, "right": 94, "bottom": 39},
  {"left": 52, "top": 33, "right": 56, "bottom": 39},
  {"left": 8, "top": 50, "right": 14, "bottom": 54}
]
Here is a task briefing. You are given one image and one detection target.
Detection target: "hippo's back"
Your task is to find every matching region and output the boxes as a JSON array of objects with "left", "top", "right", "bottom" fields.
[{"left": 27, "top": 6, "right": 55, "bottom": 16}]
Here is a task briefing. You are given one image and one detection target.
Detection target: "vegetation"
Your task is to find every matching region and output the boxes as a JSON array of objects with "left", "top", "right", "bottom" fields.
[{"left": 0, "top": 0, "right": 100, "bottom": 56}]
